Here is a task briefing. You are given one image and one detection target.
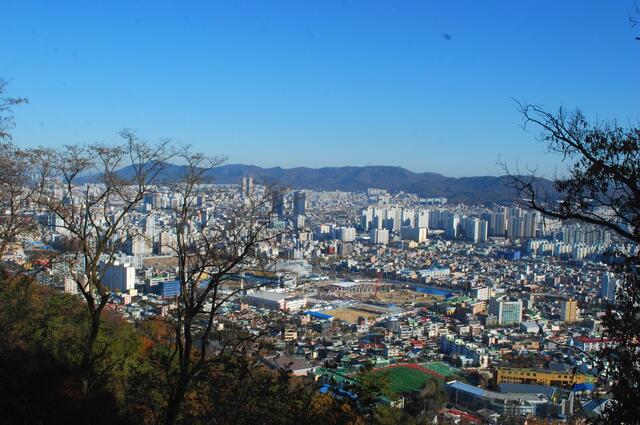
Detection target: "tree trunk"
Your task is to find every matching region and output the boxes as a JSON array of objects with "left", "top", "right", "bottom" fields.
[
  {"left": 79, "top": 302, "right": 105, "bottom": 396},
  {"left": 165, "top": 317, "right": 193, "bottom": 425},
  {"left": 165, "top": 372, "right": 190, "bottom": 425}
]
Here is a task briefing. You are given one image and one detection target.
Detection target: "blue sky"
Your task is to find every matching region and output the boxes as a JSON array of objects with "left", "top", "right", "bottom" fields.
[{"left": 1, "top": 0, "right": 638, "bottom": 176}]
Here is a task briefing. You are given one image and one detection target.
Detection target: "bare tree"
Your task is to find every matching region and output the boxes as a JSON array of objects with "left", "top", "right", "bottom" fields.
[
  {"left": 506, "top": 103, "right": 639, "bottom": 245},
  {"left": 0, "top": 143, "right": 38, "bottom": 260},
  {"left": 506, "top": 103, "right": 640, "bottom": 424},
  {"left": 0, "top": 79, "right": 28, "bottom": 141},
  {"left": 163, "top": 149, "right": 282, "bottom": 425},
  {"left": 0, "top": 81, "right": 32, "bottom": 261},
  {"left": 30, "top": 132, "right": 172, "bottom": 394}
]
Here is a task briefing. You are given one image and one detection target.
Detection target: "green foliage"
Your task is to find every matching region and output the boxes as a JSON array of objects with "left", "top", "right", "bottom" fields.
[
  {"left": 0, "top": 274, "right": 139, "bottom": 424},
  {"left": 0, "top": 273, "right": 368, "bottom": 424},
  {"left": 0, "top": 273, "right": 88, "bottom": 363},
  {"left": 355, "top": 363, "right": 393, "bottom": 409},
  {"left": 371, "top": 405, "right": 405, "bottom": 425}
]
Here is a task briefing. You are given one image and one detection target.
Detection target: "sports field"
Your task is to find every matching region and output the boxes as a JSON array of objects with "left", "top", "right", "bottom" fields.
[
  {"left": 374, "top": 364, "right": 441, "bottom": 394},
  {"left": 325, "top": 307, "right": 380, "bottom": 323},
  {"left": 421, "top": 361, "right": 456, "bottom": 378}
]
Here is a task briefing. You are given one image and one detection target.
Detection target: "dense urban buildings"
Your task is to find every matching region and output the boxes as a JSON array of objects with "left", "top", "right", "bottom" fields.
[{"left": 3, "top": 176, "right": 633, "bottom": 424}]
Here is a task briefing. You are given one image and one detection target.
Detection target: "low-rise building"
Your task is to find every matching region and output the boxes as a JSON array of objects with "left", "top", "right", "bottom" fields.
[{"left": 495, "top": 367, "right": 594, "bottom": 388}]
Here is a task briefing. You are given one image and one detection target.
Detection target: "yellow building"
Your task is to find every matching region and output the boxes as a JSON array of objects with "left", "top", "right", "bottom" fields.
[
  {"left": 469, "top": 301, "right": 487, "bottom": 315},
  {"left": 283, "top": 329, "right": 297, "bottom": 341},
  {"left": 560, "top": 299, "right": 578, "bottom": 323},
  {"left": 495, "top": 367, "right": 594, "bottom": 387}
]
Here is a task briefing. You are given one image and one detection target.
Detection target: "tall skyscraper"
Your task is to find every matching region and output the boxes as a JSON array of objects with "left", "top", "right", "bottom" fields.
[
  {"left": 241, "top": 177, "right": 254, "bottom": 197},
  {"left": 144, "top": 215, "right": 155, "bottom": 238},
  {"left": 293, "top": 191, "right": 306, "bottom": 216},
  {"left": 560, "top": 299, "right": 578, "bottom": 323},
  {"left": 272, "top": 192, "right": 285, "bottom": 218},
  {"left": 402, "top": 208, "right": 415, "bottom": 227},
  {"left": 392, "top": 208, "right": 402, "bottom": 232}
]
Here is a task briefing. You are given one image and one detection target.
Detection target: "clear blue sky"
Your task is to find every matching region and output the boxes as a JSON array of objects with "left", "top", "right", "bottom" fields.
[{"left": 2, "top": 0, "right": 638, "bottom": 177}]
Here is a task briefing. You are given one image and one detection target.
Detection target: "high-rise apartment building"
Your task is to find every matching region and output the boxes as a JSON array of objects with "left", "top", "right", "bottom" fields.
[
  {"left": 523, "top": 211, "right": 539, "bottom": 239},
  {"left": 600, "top": 272, "right": 617, "bottom": 302},
  {"left": 560, "top": 298, "right": 578, "bottom": 323},
  {"left": 462, "top": 217, "right": 489, "bottom": 243},
  {"left": 401, "top": 226, "right": 427, "bottom": 243},
  {"left": 445, "top": 213, "right": 460, "bottom": 239},
  {"left": 370, "top": 228, "right": 389, "bottom": 245},
  {"left": 127, "top": 234, "right": 152, "bottom": 256},
  {"left": 241, "top": 176, "right": 254, "bottom": 197},
  {"left": 416, "top": 210, "right": 429, "bottom": 229},
  {"left": 64, "top": 275, "right": 88, "bottom": 295},
  {"left": 336, "top": 226, "right": 356, "bottom": 242},
  {"left": 360, "top": 207, "right": 374, "bottom": 231}
]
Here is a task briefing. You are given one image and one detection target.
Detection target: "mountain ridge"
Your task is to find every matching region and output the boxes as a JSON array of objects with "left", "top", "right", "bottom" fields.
[{"left": 102, "top": 163, "right": 554, "bottom": 204}]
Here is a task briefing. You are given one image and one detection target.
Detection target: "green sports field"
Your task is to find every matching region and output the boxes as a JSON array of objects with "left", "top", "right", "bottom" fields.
[
  {"left": 421, "top": 361, "right": 456, "bottom": 378},
  {"left": 374, "top": 365, "right": 437, "bottom": 394}
]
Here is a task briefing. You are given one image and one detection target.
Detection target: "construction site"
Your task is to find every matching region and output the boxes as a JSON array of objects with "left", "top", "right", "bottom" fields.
[{"left": 311, "top": 276, "right": 447, "bottom": 323}]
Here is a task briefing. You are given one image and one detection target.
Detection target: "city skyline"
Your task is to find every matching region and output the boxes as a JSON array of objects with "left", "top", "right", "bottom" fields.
[
  {"left": 2, "top": 2, "right": 639, "bottom": 423},
  {"left": 2, "top": 0, "right": 639, "bottom": 177}
]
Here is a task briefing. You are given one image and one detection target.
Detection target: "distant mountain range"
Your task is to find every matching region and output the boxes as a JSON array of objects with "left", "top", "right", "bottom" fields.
[{"left": 107, "top": 163, "right": 555, "bottom": 204}]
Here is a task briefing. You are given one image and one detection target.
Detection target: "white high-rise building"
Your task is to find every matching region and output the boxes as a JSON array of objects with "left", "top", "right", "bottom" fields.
[
  {"left": 490, "top": 206, "right": 508, "bottom": 237},
  {"left": 508, "top": 216, "right": 524, "bottom": 240},
  {"left": 337, "top": 226, "right": 356, "bottom": 242},
  {"left": 156, "top": 230, "right": 177, "bottom": 255},
  {"left": 523, "top": 211, "right": 539, "bottom": 239},
  {"left": 370, "top": 228, "right": 389, "bottom": 245},
  {"left": 402, "top": 208, "right": 415, "bottom": 227},
  {"left": 360, "top": 207, "right": 374, "bottom": 231},
  {"left": 127, "top": 234, "right": 152, "bottom": 256},
  {"left": 463, "top": 217, "right": 489, "bottom": 243},
  {"left": 445, "top": 214, "right": 460, "bottom": 239},
  {"left": 64, "top": 275, "right": 88, "bottom": 295},
  {"left": 241, "top": 177, "right": 254, "bottom": 197},
  {"left": 392, "top": 208, "right": 403, "bottom": 232},
  {"left": 144, "top": 216, "right": 156, "bottom": 238},
  {"left": 416, "top": 210, "right": 430, "bottom": 229},
  {"left": 373, "top": 208, "right": 385, "bottom": 230}
]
